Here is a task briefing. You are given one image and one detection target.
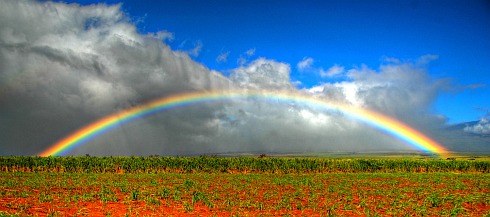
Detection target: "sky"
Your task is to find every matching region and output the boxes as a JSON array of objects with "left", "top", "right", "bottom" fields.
[{"left": 1, "top": 0, "right": 489, "bottom": 156}]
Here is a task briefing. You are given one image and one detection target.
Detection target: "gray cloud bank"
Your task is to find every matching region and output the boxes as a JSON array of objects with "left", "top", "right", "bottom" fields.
[
  {"left": 1, "top": 0, "right": 488, "bottom": 156},
  {"left": 465, "top": 118, "right": 490, "bottom": 136}
]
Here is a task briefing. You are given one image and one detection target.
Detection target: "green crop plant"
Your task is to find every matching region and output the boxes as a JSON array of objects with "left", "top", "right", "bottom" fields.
[
  {"left": 172, "top": 189, "right": 182, "bottom": 201},
  {"left": 183, "top": 201, "right": 194, "bottom": 212},
  {"left": 182, "top": 179, "right": 197, "bottom": 191},
  {"left": 144, "top": 195, "right": 161, "bottom": 206},
  {"left": 158, "top": 186, "right": 171, "bottom": 199},
  {"left": 425, "top": 193, "right": 443, "bottom": 207},
  {"left": 2, "top": 156, "right": 489, "bottom": 174},
  {"left": 38, "top": 192, "right": 53, "bottom": 203},
  {"left": 130, "top": 189, "right": 140, "bottom": 201}
]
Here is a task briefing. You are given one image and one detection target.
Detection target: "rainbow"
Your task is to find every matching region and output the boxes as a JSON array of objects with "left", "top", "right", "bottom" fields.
[{"left": 38, "top": 90, "right": 449, "bottom": 156}]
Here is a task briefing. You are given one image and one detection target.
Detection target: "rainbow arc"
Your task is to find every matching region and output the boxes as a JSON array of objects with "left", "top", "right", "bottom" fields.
[{"left": 38, "top": 90, "right": 449, "bottom": 156}]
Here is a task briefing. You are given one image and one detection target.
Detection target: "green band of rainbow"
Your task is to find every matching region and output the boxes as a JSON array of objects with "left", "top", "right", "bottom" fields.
[{"left": 38, "top": 90, "right": 449, "bottom": 156}]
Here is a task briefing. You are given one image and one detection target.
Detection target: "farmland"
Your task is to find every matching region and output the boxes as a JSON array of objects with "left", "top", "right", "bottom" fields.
[{"left": 0, "top": 156, "right": 489, "bottom": 216}]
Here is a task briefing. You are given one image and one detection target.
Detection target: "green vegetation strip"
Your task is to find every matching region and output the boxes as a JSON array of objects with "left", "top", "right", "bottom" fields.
[{"left": 1, "top": 156, "right": 488, "bottom": 173}]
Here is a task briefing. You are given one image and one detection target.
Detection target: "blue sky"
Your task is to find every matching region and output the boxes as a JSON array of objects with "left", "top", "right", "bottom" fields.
[{"left": 56, "top": 0, "right": 490, "bottom": 123}]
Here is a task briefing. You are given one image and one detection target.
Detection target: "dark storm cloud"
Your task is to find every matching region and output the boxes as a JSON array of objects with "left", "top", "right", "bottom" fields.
[{"left": 0, "top": 0, "right": 231, "bottom": 155}]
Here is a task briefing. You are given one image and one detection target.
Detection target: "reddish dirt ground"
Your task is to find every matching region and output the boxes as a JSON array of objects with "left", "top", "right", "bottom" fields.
[{"left": 1, "top": 173, "right": 489, "bottom": 216}]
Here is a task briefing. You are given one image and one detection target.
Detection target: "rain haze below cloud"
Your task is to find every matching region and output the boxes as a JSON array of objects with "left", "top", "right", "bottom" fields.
[{"left": 1, "top": 0, "right": 488, "bottom": 156}]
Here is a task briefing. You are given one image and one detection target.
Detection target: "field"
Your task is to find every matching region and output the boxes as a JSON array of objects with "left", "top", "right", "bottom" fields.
[{"left": 1, "top": 156, "right": 489, "bottom": 216}]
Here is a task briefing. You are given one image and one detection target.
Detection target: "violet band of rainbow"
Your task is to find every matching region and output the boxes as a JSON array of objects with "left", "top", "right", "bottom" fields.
[{"left": 38, "top": 90, "right": 449, "bottom": 156}]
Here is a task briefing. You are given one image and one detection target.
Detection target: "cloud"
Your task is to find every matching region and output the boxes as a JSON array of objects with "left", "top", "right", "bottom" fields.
[
  {"left": 237, "top": 56, "right": 247, "bottom": 65},
  {"left": 416, "top": 54, "right": 439, "bottom": 65},
  {"left": 308, "top": 57, "right": 448, "bottom": 130},
  {"left": 245, "top": 48, "right": 256, "bottom": 57},
  {"left": 444, "top": 83, "right": 487, "bottom": 93},
  {"left": 148, "top": 31, "right": 174, "bottom": 42},
  {"left": 464, "top": 118, "right": 490, "bottom": 136},
  {"left": 230, "top": 58, "right": 292, "bottom": 90},
  {"left": 237, "top": 48, "right": 256, "bottom": 65},
  {"left": 216, "top": 51, "right": 230, "bottom": 63},
  {"left": 319, "top": 64, "right": 345, "bottom": 77},
  {"left": 0, "top": 0, "right": 231, "bottom": 155},
  {"left": 177, "top": 39, "right": 203, "bottom": 57},
  {"left": 297, "top": 57, "right": 314, "bottom": 71},
  {"left": 297, "top": 58, "right": 345, "bottom": 78},
  {"left": 187, "top": 40, "right": 203, "bottom": 57}
]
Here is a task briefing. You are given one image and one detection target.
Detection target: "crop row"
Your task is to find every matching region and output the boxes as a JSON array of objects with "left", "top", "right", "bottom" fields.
[
  {"left": 1, "top": 172, "right": 489, "bottom": 216},
  {"left": 1, "top": 156, "right": 489, "bottom": 173}
]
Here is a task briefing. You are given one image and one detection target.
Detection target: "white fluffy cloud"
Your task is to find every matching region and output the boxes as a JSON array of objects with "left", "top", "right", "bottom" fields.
[
  {"left": 230, "top": 58, "right": 292, "bottom": 90},
  {"left": 308, "top": 57, "right": 447, "bottom": 129},
  {"left": 465, "top": 118, "right": 490, "bottom": 135}
]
